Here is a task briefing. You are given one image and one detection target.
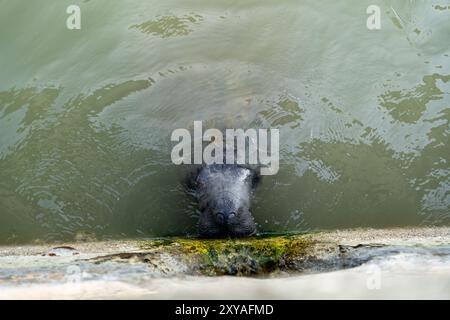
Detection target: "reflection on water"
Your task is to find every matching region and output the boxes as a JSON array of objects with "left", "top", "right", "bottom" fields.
[
  {"left": 380, "top": 74, "right": 450, "bottom": 123},
  {"left": 130, "top": 14, "right": 204, "bottom": 38},
  {"left": 259, "top": 97, "right": 304, "bottom": 128},
  {"left": 0, "top": 0, "right": 449, "bottom": 243}
]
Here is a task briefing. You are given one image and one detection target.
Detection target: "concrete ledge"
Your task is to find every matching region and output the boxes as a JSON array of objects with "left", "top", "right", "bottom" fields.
[{"left": 1, "top": 227, "right": 449, "bottom": 299}]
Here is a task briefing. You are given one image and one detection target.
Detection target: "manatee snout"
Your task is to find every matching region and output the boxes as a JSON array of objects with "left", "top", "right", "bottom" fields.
[
  {"left": 192, "top": 164, "right": 259, "bottom": 238},
  {"left": 214, "top": 211, "right": 236, "bottom": 225},
  {"left": 212, "top": 197, "right": 238, "bottom": 225}
]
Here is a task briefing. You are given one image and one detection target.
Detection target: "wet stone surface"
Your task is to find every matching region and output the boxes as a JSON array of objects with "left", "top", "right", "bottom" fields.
[{"left": 1, "top": 228, "right": 450, "bottom": 288}]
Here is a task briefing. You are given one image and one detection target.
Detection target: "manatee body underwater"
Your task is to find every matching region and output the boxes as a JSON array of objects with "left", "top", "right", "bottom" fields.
[{"left": 188, "top": 163, "right": 260, "bottom": 238}]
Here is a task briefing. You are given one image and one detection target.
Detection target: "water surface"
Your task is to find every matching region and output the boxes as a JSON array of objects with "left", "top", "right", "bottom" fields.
[{"left": 0, "top": 0, "right": 449, "bottom": 243}]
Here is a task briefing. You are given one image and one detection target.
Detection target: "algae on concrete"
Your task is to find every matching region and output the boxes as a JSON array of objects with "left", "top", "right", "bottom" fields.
[{"left": 90, "top": 234, "right": 342, "bottom": 276}]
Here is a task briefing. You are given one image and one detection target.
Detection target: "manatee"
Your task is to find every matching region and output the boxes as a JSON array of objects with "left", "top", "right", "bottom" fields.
[{"left": 189, "top": 163, "right": 259, "bottom": 238}]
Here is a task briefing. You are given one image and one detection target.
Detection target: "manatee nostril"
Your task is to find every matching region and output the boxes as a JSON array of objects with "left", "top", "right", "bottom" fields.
[{"left": 215, "top": 212, "right": 225, "bottom": 224}]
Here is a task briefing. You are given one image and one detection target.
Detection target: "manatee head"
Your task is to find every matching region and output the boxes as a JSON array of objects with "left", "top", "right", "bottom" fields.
[{"left": 194, "top": 164, "right": 258, "bottom": 238}]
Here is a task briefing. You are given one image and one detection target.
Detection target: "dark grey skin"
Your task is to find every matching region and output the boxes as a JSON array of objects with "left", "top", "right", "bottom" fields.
[{"left": 191, "top": 164, "right": 259, "bottom": 238}]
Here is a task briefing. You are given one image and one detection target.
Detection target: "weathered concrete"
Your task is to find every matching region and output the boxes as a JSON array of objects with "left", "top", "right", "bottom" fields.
[{"left": 1, "top": 227, "right": 450, "bottom": 299}]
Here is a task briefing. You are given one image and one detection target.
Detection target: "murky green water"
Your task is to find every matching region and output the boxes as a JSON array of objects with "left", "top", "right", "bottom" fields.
[{"left": 0, "top": 0, "right": 449, "bottom": 243}]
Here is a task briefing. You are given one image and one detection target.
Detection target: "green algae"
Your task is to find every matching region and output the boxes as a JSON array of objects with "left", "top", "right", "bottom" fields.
[{"left": 136, "top": 235, "right": 319, "bottom": 276}]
